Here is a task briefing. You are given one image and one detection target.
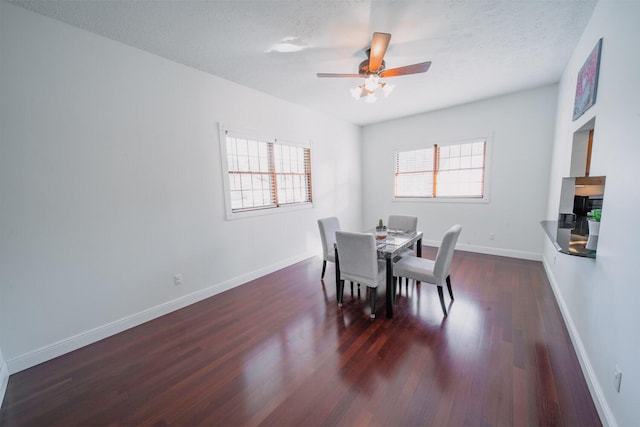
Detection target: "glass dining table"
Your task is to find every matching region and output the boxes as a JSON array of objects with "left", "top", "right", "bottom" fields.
[{"left": 334, "top": 229, "right": 423, "bottom": 318}]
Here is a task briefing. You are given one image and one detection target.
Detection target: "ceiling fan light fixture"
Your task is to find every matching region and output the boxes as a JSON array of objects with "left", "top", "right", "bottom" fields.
[
  {"left": 365, "top": 92, "right": 377, "bottom": 104},
  {"left": 364, "top": 75, "right": 379, "bottom": 91},
  {"left": 350, "top": 76, "right": 394, "bottom": 102},
  {"left": 350, "top": 86, "right": 363, "bottom": 99},
  {"left": 381, "top": 82, "right": 395, "bottom": 97}
]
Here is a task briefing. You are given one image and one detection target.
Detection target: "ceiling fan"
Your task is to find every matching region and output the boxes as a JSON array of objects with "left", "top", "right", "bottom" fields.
[{"left": 317, "top": 32, "right": 431, "bottom": 101}]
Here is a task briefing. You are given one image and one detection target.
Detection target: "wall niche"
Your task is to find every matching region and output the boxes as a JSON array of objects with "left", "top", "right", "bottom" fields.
[
  {"left": 542, "top": 117, "right": 605, "bottom": 257},
  {"left": 570, "top": 117, "right": 596, "bottom": 177}
]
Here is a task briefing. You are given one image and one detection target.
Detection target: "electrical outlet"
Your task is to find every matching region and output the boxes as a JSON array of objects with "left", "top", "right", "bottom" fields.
[
  {"left": 614, "top": 366, "right": 622, "bottom": 392},
  {"left": 173, "top": 273, "right": 183, "bottom": 286},
  {"left": 489, "top": 233, "right": 495, "bottom": 240}
]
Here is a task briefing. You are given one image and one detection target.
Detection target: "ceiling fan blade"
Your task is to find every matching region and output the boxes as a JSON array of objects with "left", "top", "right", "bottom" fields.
[
  {"left": 317, "top": 72, "right": 364, "bottom": 78},
  {"left": 368, "top": 32, "right": 391, "bottom": 73},
  {"left": 379, "top": 61, "right": 431, "bottom": 78}
]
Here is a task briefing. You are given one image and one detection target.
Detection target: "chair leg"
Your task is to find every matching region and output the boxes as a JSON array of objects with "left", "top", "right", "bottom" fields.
[
  {"left": 393, "top": 276, "right": 397, "bottom": 304},
  {"left": 370, "top": 287, "right": 377, "bottom": 319},
  {"left": 446, "top": 275, "right": 454, "bottom": 300},
  {"left": 321, "top": 260, "right": 327, "bottom": 279},
  {"left": 338, "top": 280, "right": 345, "bottom": 307},
  {"left": 437, "top": 286, "right": 448, "bottom": 317},
  {"left": 402, "top": 277, "right": 408, "bottom": 292}
]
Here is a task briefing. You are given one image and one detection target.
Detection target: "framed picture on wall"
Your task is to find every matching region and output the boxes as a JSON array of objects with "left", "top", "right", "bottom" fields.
[{"left": 572, "top": 38, "right": 603, "bottom": 121}]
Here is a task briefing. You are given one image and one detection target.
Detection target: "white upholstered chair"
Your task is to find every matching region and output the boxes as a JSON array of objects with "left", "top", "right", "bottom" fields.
[
  {"left": 317, "top": 217, "right": 341, "bottom": 279},
  {"left": 335, "top": 231, "right": 386, "bottom": 319},
  {"left": 388, "top": 215, "right": 418, "bottom": 259},
  {"left": 388, "top": 215, "right": 418, "bottom": 233},
  {"left": 392, "top": 224, "right": 462, "bottom": 317}
]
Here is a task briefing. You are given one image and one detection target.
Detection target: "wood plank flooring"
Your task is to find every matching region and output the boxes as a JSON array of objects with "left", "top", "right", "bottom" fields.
[{"left": 0, "top": 248, "right": 601, "bottom": 426}]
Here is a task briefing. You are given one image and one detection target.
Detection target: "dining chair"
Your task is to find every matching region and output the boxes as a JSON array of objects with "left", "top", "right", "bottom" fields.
[
  {"left": 388, "top": 215, "right": 418, "bottom": 259},
  {"left": 388, "top": 215, "right": 418, "bottom": 233},
  {"left": 392, "top": 224, "right": 462, "bottom": 317},
  {"left": 335, "top": 231, "right": 386, "bottom": 319},
  {"left": 317, "top": 217, "right": 341, "bottom": 279}
]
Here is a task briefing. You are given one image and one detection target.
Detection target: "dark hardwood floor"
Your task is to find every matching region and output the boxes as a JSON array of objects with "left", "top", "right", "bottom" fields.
[{"left": 0, "top": 248, "right": 601, "bottom": 426}]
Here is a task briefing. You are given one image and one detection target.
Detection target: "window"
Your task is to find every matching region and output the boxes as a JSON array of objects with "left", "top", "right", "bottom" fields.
[
  {"left": 221, "top": 128, "right": 312, "bottom": 218},
  {"left": 395, "top": 139, "right": 486, "bottom": 199}
]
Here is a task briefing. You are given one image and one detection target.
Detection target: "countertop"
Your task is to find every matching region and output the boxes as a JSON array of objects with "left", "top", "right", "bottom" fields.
[{"left": 540, "top": 218, "right": 598, "bottom": 258}]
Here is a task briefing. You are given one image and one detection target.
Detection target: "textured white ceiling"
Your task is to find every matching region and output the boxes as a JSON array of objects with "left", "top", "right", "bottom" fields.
[{"left": 10, "top": 0, "right": 598, "bottom": 125}]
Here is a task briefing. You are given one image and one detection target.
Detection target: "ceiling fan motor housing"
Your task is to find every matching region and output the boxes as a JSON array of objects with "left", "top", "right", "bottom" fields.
[{"left": 359, "top": 59, "right": 385, "bottom": 75}]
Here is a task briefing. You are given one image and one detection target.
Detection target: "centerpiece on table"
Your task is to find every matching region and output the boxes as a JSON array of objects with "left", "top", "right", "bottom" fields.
[{"left": 375, "top": 218, "right": 387, "bottom": 239}]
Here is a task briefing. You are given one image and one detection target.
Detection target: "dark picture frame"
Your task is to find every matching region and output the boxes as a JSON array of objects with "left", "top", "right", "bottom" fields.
[{"left": 573, "top": 38, "right": 603, "bottom": 121}]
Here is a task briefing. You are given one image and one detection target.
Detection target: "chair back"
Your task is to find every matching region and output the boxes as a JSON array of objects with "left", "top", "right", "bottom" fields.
[
  {"left": 318, "top": 217, "right": 340, "bottom": 261},
  {"left": 434, "top": 225, "right": 462, "bottom": 282},
  {"left": 388, "top": 215, "right": 418, "bottom": 232},
  {"left": 335, "top": 231, "right": 383, "bottom": 288}
]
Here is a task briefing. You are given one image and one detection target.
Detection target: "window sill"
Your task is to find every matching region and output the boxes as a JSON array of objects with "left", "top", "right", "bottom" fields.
[
  {"left": 392, "top": 196, "right": 489, "bottom": 204},
  {"left": 225, "top": 202, "right": 313, "bottom": 220}
]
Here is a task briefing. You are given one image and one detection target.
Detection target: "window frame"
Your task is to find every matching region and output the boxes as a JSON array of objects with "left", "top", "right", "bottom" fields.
[
  {"left": 393, "top": 136, "right": 491, "bottom": 204},
  {"left": 219, "top": 124, "right": 314, "bottom": 220}
]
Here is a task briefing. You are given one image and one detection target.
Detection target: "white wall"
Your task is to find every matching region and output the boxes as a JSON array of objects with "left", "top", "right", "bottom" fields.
[
  {"left": 362, "top": 85, "right": 558, "bottom": 259},
  {"left": 0, "top": 2, "right": 362, "bottom": 372},
  {"left": 543, "top": 2, "right": 640, "bottom": 426}
]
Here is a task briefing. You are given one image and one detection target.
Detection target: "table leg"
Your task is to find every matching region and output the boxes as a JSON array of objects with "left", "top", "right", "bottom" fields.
[
  {"left": 386, "top": 256, "right": 393, "bottom": 319},
  {"left": 416, "top": 238, "right": 423, "bottom": 286}
]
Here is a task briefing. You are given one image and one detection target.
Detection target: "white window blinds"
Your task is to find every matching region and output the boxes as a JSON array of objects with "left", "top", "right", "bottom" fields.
[
  {"left": 224, "top": 132, "right": 312, "bottom": 214},
  {"left": 395, "top": 140, "right": 486, "bottom": 199}
]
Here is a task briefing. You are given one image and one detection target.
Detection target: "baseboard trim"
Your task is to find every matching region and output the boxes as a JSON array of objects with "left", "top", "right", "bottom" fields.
[
  {"left": 0, "top": 360, "right": 8, "bottom": 408},
  {"left": 423, "top": 240, "right": 542, "bottom": 261},
  {"left": 541, "top": 257, "right": 616, "bottom": 427},
  {"left": 6, "top": 251, "right": 315, "bottom": 374}
]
